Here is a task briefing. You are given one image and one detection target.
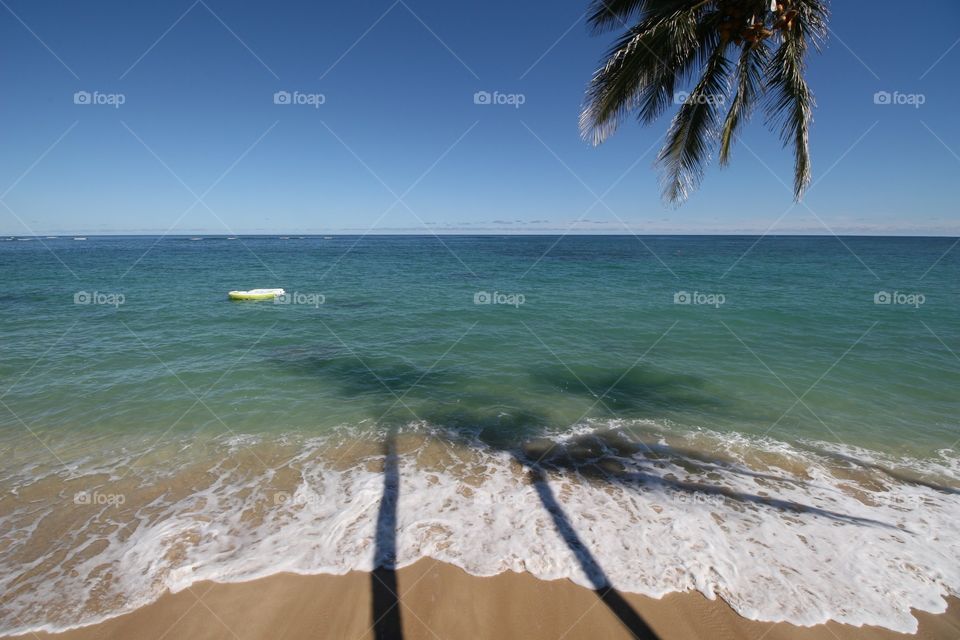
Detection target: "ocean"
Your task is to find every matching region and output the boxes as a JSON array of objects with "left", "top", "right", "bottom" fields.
[{"left": 0, "top": 235, "right": 957, "bottom": 634}]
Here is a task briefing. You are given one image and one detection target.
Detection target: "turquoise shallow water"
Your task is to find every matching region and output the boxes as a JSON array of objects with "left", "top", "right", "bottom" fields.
[
  {"left": 1, "top": 235, "right": 957, "bottom": 454},
  {"left": 1, "top": 235, "right": 959, "bottom": 635}
]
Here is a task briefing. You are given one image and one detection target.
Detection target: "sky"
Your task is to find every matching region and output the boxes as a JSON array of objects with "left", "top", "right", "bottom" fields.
[{"left": 0, "top": 0, "right": 958, "bottom": 235}]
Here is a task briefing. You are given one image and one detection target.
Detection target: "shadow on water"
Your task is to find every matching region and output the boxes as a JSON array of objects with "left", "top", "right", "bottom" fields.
[
  {"left": 798, "top": 445, "right": 960, "bottom": 495},
  {"left": 272, "top": 343, "right": 729, "bottom": 424},
  {"left": 371, "top": 427, "right": 403, "bottom": 640},
  {"left": 533, "top": 366, "right": 724, "bottom": 417},
  {"left": 277, "top": 348, "right": 451, "bottom": 401},
  {"left": 520, "top": 431, "right": 902, "bottom": 530},
  {"left": 285, "top": 350, "right": 904, "bottom": 634}
]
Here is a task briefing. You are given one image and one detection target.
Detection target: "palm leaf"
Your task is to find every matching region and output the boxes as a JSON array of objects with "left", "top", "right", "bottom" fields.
[
  {"left": 580, "top": 7, "right": 723, "bottom": 145},
  {"left": 765, "top": 37, "right": 809, "bottom": 197},
  {"left": 580, "top": 12, "right": 696, "bottom": 144},
  {"left": 581, "top": 0, "right": 828, "bottom": 204},
  {"left": 586, "top": 0, "right": 701, "bottom": 34},
  {"left": 635, "top": 10, "right": 724, "bottom": 125},
  {"left": 719, "top": 39, "right": 769, "bottom": 166},
  {"left": 657, "top": 37, "right": 731, "bottom": 204},
  {"left": 764, "top": 0, "right": 827, "bottom": 198}
]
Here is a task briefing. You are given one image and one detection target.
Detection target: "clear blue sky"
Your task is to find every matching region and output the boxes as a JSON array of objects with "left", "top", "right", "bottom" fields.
[{"left": 1, "top": 0, "right": 958, "bottom": 235}]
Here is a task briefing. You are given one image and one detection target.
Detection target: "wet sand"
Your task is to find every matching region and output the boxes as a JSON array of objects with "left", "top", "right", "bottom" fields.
[{"left": 6, "top": 560, "right": 959, "bottom": 640}]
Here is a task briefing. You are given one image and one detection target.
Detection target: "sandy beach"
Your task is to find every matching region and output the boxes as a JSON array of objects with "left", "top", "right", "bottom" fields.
[
  {"left": 3, "top": 424, "right": 959, "bottom": 638},
  {"left": 4, "top": 0, "right": 959, "bottom": 635},
  {"left": 7, "top": 560, "right": 958, "bottom": 640}
]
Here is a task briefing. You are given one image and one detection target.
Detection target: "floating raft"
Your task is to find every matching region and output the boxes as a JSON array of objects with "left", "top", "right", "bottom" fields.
[{"left": 228, "top": 288, "right": 284, "bottom": 301}]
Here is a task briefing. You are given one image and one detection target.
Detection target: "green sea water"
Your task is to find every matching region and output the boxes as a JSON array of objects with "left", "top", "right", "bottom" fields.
[{"left": 1, "top": 235, "right": 956, "bottom": 454}]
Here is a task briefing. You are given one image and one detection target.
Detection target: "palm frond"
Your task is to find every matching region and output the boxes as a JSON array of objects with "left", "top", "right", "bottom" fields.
[
  {"left": 586, "top": 0, "right": 701, "bottom": 34},
  {"left": 581, "top": 0, "right": 828, "bottom": 204},
  {"left": 791, "top": 0, "right": 829, "bottom": 46},
  {"left": 657, "top": 38, "right": 732, "bottom": 204},
  {"left": 635, "top": 11, "right": 723, "bottom": 125},
  {"left": 580, "top": 7, "right": 724, "bottom": 145},
  {"left": 580, "top": 11, "right": 699, "bottom": 145},
  {"left": 764, "top": 1, "right": 825, "bottom": 199},
  {"left": 719, "top": 39, "right": 768, "bottom": 166}
]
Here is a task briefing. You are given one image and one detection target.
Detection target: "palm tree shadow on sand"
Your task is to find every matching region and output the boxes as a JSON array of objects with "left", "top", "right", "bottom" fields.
[
  {"left": 525, "top": 461, "right": 660, "bottom": 639},
  {"left": 367, "top": 427, "right": 659, "bottom": 640},
  {"left": 371, "top": 427, "right": 403, "bottom": 640}
]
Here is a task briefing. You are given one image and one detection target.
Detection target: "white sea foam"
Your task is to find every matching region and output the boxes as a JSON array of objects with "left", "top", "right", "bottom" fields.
[{"left": 1, "top": 422, "right": 958, "bottom": 635}]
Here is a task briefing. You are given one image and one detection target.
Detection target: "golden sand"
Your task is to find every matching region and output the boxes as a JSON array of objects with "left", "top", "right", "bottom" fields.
[{"left": 6, "top": 560, "right": 958, "bottom": 640}]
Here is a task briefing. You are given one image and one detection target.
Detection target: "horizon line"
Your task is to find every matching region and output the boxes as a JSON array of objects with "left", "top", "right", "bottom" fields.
[{"left": 3, "top": 232, "right": 959, "bottom": 239}]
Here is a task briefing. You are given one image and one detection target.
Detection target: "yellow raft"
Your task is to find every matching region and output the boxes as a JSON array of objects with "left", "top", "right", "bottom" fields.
[{"left": 228, "top": 288, "right": 284, "bottom": 301}]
